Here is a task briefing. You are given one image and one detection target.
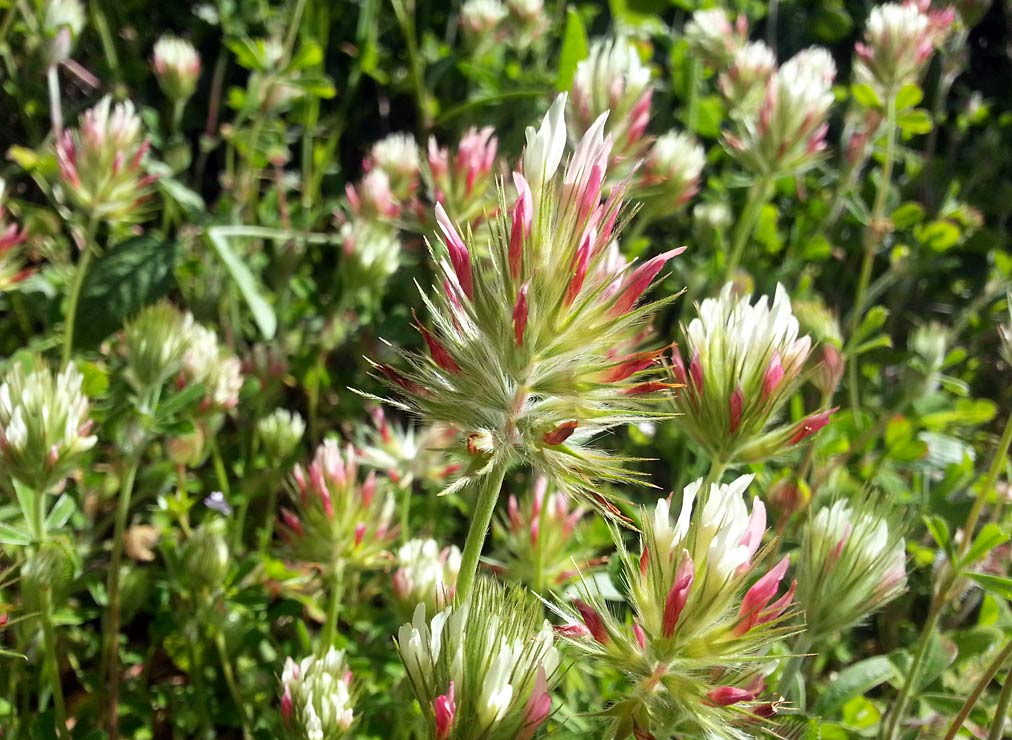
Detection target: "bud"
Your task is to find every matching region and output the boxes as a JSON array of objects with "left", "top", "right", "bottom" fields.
[
  {"left": 183, "top": 517, "right": 230, "bottom": 590},
  {"left": 366, "top": 132, "right": 421, "bottom": 201},
  {"left": 180, "top": 321, "right": 244, "bottom": 413},
  {"left": 460, "top": 0, "right": 508, "bottom": 37},
  {"left": 153, "top": 35, "right": 202, "bottom": 104},
  {"left": 797, "top": 498, "right": 906, "bottom": 639},
  {"left": 392, "top": 538, "right": 462, "bottom": 616},
  {"left": 355, "top": 407, "right": 459, "bottom": 488},
  {"left": 122, "top": 301, "right": 192, "bottom": 393},
  {"left": 42, "top": 0, "right": 85, "bottom": 65},
  {"left": 634, "top": 129, "right": 706, "bottom": 212},
  {"left": 491, "top": 477, "right": 601, "bottom": 590},
  {"left": 671, "top": 283, "right": 824, "bottom": 464},
  {"left": 375, "top": 95, "right": 682, "bottom": 518},
  {"left": 55, "top": 96, "right": 157, "bottom": 225},
  {"left": 396, "top": 578, "right": 560, "bottom": 740},
  {"left": 724, "top": 47, "right": 836, "bottom": 178},
  {"left": 0, "top": 179, "right": 30, "bottom": 293},
  {"left": 556, "top": 475, "right": 796, "bottom": 737},
  {"left": 718, "top": 42, "right": 777, "bottom": 115},
  {"left": 281, "top": 440, "right": 396, "bottom": 570},
  {"left": 280, "top": 647, "right": 355, "bottom": 739},
  {"left": 854, "top": 1, "right": 956, "bottom": 97},
  {"left": 684, "top": 8, "right": 749, "bottom": 70},
  {"left": 570, "top": 38, "right": 652, "bottom": 161},
  {"left": 258, "top": 409, "right": 306, "bottom": 462},
  {"left": 0, "top": 358, "right": 96, "bottom": 493}
]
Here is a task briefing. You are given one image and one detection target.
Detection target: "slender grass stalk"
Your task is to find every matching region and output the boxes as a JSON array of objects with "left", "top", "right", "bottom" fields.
[
  {"left": 455, "top": 464, "right": 508, "bottom": 601},
  {"left": 212, "top": 625, "right": 253, "bottom": 740},
  {"left": 320, "top": 561, "right": 346, "bottom": 651},
  {"left": 880, "top": 593, "right": 943, "bottom": 740},
  {"left": 942, "top": 637, "right": 1012, "bottom": 740},
  {"left": 40, "top": 585, "right": 70, "bottom": 740},
  {"left": 724, "top": 176, "right": 773, "bottom": 281},
  {"left": 390, "top": 0, "right": 431, "bottom": 136},
  {"left": 989, "top": 663, "right": 1012, "bottom": 740},
  {"left": 61, "top": 217, "right": 99, "bottom": 368},
  {"left": 959, "top": 412, "right": 1012, "bottom": 562}
]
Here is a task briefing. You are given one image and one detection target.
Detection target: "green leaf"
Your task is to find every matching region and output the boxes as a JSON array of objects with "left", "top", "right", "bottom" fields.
[
  {"left": 914, "top": 220, "right": 962, "bottom": 252},
  {"left": 289, "top": 40, "right": 323, "bottom": 70},
  {"left": 44, "top": 494, "right": 76, "bottom": 531},
  {"left": 0, "top": 523, "right": 31, "bottom": 547},
  {"left": 892, "top": 202, "right": 925, "bottom": 229},
  {"left": 814, "top": 655, "right": 899, "bottom": 714},
  {"left": 924, "top": 515, "right": 956, "bottom": 562},
  {"left": 968, "top": 572, "right": 1012, "bottom": 600},
  {"left": 960, "top": 523, "right": 1009, "bottom": 569},
  {"left": 895, "top": 83, "right": 924, "bottom": 111},
  {"left": 76, "top": 236, "right": 177, "bottom": 349},
  {"left": 12, "top": 480, "right": 40, "bottom": 541},
  {"left": 897, "top": 108, "right": 933, "bottom": 136},
  {"left": 204, "top": 228, "right": 277, "bottom": 339},
  {"left": 157, "top": 174, "right": 206, "bottom": 216},
  {"left": 852, "top": 83, "right": 882, "bottom": 109},
  {"left": 556, "top": 9, "right": 588, "bottom": 92}
]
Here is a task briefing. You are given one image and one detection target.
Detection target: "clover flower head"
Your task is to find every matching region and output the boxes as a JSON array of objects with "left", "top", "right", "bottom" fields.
[
  {"left": 356, "top": 406, "right": 459, "bottom": 488},
  {"left": 371, "top": 94, "right": 683, "bottom": 519},
  {"left": 122, "top": 301, "right": 193, "bottom": 393},
  {"left": 0, "top": 358, "right": 96, "bottom": 493},
  {"left": 797, "top": 498, "right": 907, "bottom": 639},
  {"left": 460, "top": 0, "right": 509, "bottom": 36},
  {"left": 180, "top": 321, "right": 243, "bottom": 413},
  {"left": 555, "top": 474, "right": 796, "bottom": 738},
  {"left": 393, "top": 538, "right": 462, "bottom": 616},
  {"left": 684, "top": 8, "right": 749, "bottom": 70},
  {"left": 280, "top": 439, "right": 396, "bottom": 570},
  {"left": 153, "top": 35, "right": 201, "bottom": 103},
  {"left": 719, "top": 41, "right": 777, "bottom": 115},
  {"left": 724, "top": 47, "right": 836, "bottom": 177},
  {"left": 396, "top": 578, "right": 560, "bottom": 740},
  {"left": 855, "top": 1, "right": 956, "bottom": 96},
  {"left": 280, "top": 647, "right": 355, "bottom": 739},
  {"left": 427, "top": 127, "right": 499, "bottom": 224},
  {"left": 635, "top": 129, "right": 705, "bottom": 210},
  {"left": 671, "top": 283, "right": 831, "bottom": 464},
  {"left": 0, "top": 179, "right": 30, "bottom": 293},
  {"left": 492, "top": 476, "right": 601, "bottom": 591},
  {"left": 366, "top": 132, "right": 421, "bottom": 200},
  {"left": 570, "top": 37, "right": 653, "bottom": 160},
  {"left": 257, "top": 408, "right": 306, "bottom": 462},
  {"left": 56, "top": 96, "right": 157, "bottom": 224}
]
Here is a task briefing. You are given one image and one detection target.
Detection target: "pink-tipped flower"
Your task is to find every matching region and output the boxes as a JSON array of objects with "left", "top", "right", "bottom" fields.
[
  {"left": 153, "top": 35, "right": 201, "bottom": 103},
  {"left": 661, "top": 553, "right": 694, "bottom": 638},
  {"left": 736, "top": 556, "right": 792, "bottom": 635},
  {"left": 788, "top": 408, "right": 837, "bottom": 445},
  {"left": 435, "top": 202, "right": 474, "bottom": 299},
  {"left": 684, "top": 8, "right": 750, "bottom": 69},
  {"left": 513, "top": 282, "right": 529, "bottom": 347},
  {"left": 365, "top": 132, "right": 421, "bottom": 200},
  {"left": 393, "top": 538, "right": 462, "bottom": 617},
  {"left": 428, "top": 127, "right": 501, "bottom": 229},
  {"left": 610, "top": 248, "right": 685, "bottom": 316},
  {"left": 574, "top": 599, "right": 609, "bottom": 644},
  {"left": 55, "top": 96, "right": 157, "bottom": 224},
  {"left": 434, "top": 683, "right": 456, "bottom": 740},
  {"left": 280, "top": 648, "right": 355, "bottom": 737},
  {"left": 509, "top": 173, "right": 532, "bottom": 280},
  {"left": 718, "top": 41, "right": 777, "bottom": 115},
  {"left": 518, "top": 668, "right": 551, "bottom": 740},
  {"left": 672, "top": 283, "right": 824, "bottom": 464},
  {"left": 0, "top": 179, "right": 30, "bottom": 293},
  {"left": 633, "top": 130, "right": 706, "bottom": 213}
]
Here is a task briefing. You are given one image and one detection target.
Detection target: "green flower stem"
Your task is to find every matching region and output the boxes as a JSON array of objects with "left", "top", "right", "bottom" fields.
[
  {"left": 959, "top": 412, "right": 1012, "bottom": 562},
  {"left": 61, "top": 217, "right": 99, "bottom": 368},
  {"left": 989, "top": 657, "right": 1012, "bottom": 740},
  {"left": 880, "top": 591, "right": 944, "bottom": 740},
  {"left": 777, "top": 633, "right": 814, "bottom": 704},
  {"left": 943, "top": 637, "right": 1012, "bottom": 740},
  {"left": 686, "top": 57, "right": 701, "bottom": 134},
  {"left": 103, "top": 455, "right": 141, "bottom": 740},
  {"left": 390, "top": 0, "right": 432, "bottom": 136},
  {"left": 257, "top": 470, "right": 283, "bottom": 557},
  {"left": 40, "top": 584, "right": 70, "bottom": 740},
  {"left": 398, "top": 482, "right": 412, "bottom": 543},
  {"left": 848, "top": 94, "right": 898, "bottom": 420},
  {"left": 186, "top": 637, "right": 213, "bottom": 739},
  {"left": 212, "top": 624, "right": 253, "bottom": 740},
  {"left": 320, "top": 561, "right": 346, "bottom": 651},
  {"left": 456, "top": 464, "right": 508, "bottom": 601},
  {"left": 724, "top": 175, "right": 773, "bottom": 282}
]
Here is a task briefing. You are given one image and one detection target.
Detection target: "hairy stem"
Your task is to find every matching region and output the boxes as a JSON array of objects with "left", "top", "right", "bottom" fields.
[
  {"left": 320, "top": 561, "right": 346, "bottom": 651},
  {"left": 456, "top": 464, "right": 508, "bottom": 601},
  {"left": 61, "top": 218, "right": 99, "bottom": 368},
  {"left": 40, "top": 585, "right": 70, "bottom": 740}
]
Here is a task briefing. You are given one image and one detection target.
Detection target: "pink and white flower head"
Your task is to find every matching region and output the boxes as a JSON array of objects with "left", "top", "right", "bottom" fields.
[
  {"left": 719, "top": 41, "right": 777, "bottom": 116},
  {"left": 569, "top": 37, "right": 653, "bottom": 161},
  {"left": 684, "top": 8, "right": 749, "bottom": 70},
  {"left": 347, "top": 169, "right": 401, "bottom": 220},
  {"left": 427, "top": 127, "right": 499, "bottom": 225},
  {"left": 372, "top": 94, "right": 683, "bottom": 520},
  {"left": 724, "top": 47, "right": 836, "bottom": 177},
  {"left": 366, "top": 132, "right": 421, "bottom": 200},
  {"left": 671, "top": 283, "right": 830, "bottom": 464},
  {"left": 180, "top": 321, "right": 244, "bottom": 413},
  {"left": 355, "top": 407, "right": 459, "bottom": 488},
  {"left": 555, "top": 474, "right": 796, "bottom": 737},
  {"left": 0, "top": 179, "right": 30, "bottom": 293},
  {"left": 396, "top": 578, "right": 560, "bottom": 740},
  {"left": 460, "top": 0, "right": 509, "bottom": 37},
  {"left": 797, "top": 498, "right": 907, "bottom": 639},
  {"left": 122, "top": 301, "right": 194, "bottom": 393},
  {"left": 854, "top": 1, "right": 956, "bottom": 97},
  {"left": 0, "top": 357, "right": 96, "bottom": 493},
  {"left": 393, "top": 538, "right": 462, "bottom": 616},
  {"left": 280, "top": 647, "right": 355, "bottom": 739},
  {"left": 338, "top": 220, "right": 402, "bottom": 292},
  {"left": 152, "top": 35, "right": 201, "bottom": 103},
  {"left": 634, "top": 129, "right": 705, "bottom": 212},
  {"left": 280, "top": 439, "right": 396, "bottom": 570},
  {"left": 56, "top": 96, "right": 157, "bottom": 224},
  {"left": 492, "top": 476, "right": 601, "bottom": 590}
]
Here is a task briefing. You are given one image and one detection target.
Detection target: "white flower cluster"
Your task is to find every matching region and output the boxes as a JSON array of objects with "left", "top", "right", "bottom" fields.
[
  {"left": 393, "top": 538, "right": 462, "bottom": 615},
  {"left": 281, "top": 648, "right": 355, "bottom": 740}
]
